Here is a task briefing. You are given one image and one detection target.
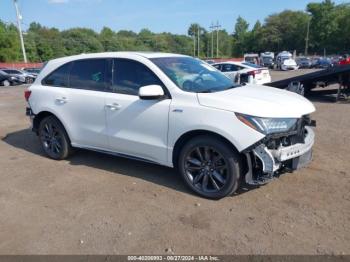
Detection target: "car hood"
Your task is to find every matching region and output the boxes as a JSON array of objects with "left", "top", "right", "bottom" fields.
[{"left": 197, "top": 84, "right": 315, "bottom": 118}]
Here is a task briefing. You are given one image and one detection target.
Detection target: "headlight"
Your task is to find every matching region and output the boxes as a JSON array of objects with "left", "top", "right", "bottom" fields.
[{"left": 236, "top": 113, "right": 298, "bottom": 135}]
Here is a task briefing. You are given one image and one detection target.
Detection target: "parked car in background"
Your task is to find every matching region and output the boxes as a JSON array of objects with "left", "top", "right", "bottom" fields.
[
  {"left": 204, "top": 60, "right": 215, "bottom": 65},
  {"left": 338, "top": 55, "right": 350, "bottom": 66},
  {"left": 276, "top": 51, "right": 298, "bottom": 70},
  {"left": 296, "top": 57, "right": 312, "bottom": 68},
  {"left": 312, "top": 58, "right": 333, "bottom": 69},
  {"left": 23, "top": 67, "right": 41, "bottom": 77},
  {"left": 260, "top": 52, "right": 275, "bottom": 69},
  {"left": 25, "top": 52, "right": 316, "bottom": 199},
  {"left": 212, "top": 61, "right": 271, "bottom": 85},
  {"left": 281, "top": 59, "right": 298, "bottom": 71},
  {"left": 244, "top": 53, "right": 259, "bottom": 65},
  {"left": 0, "top": 70, "right": 21, "bottom": 86},
  {"left": 1, "top": 69, "right": 36, "bottom": 84},
  {"left": 310, "top": 57, "right": 320, "bottom": 68}
]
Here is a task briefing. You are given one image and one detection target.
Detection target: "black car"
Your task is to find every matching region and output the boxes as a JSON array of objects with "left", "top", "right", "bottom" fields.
[
  {"left": 261, "top": 56, "right": 275, "bottom": 69},
  {"left": 0, "top": 70, "right": 21, "bottom": 86},
  {"left": 296, "top": 57, "right": 312, "bottom": 68}
]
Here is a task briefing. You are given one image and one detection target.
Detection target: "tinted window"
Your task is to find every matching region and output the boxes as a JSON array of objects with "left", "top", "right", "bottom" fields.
[
  {"left": 42, "top": 62, "right": 71, "bottom": 87},
  {"left": 111, "top": 59, "right": 163, "bottom": 95},
  {"left": 213, "top": 64, "right": 222, "bottom": 70},
  {"left": 3, "top": 69, "right": 21, "bottom": 74},
  {"left": 222, "top": 64, "right": 241, "bottom": 72},
  {"left": 69, "top": 59, "right": 108, "bottom": 91}
]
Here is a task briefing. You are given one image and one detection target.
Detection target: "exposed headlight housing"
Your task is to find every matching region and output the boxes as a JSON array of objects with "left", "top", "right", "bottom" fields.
[{"left": 236, "top": 113, "right": 298, "bottom": 135}]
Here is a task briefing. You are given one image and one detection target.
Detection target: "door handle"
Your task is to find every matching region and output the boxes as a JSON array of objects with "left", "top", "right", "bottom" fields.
[
  {"left": 106, "top": 103, "right": 121, "bottom": 111},
  {"left": 55, "top": 97, "right": 68, "bottom": 104}
]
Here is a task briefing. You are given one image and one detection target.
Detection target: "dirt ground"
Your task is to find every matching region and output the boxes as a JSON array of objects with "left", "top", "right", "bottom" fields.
[{"left": 0, "top": 70, "right": 349, "bottom": 255}]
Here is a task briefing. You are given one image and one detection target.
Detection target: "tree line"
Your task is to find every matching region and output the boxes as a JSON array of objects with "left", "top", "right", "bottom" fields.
[{"left": 0, "top": 0, "right": 349, "bottom": 63}]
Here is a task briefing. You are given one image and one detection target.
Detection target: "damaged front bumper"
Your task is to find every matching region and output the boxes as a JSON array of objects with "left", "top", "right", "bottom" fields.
[{"left": 244, "top": 126, "right": 315, "bottom": 185}]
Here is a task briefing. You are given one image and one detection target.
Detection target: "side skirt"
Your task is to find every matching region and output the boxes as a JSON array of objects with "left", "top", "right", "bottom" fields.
[{"left": 73, "top": 145, "right": 164, "bottom": 167}]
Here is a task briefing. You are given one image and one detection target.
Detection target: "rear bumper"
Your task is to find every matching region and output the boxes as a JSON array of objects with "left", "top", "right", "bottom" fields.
[
  {"left": 26, "top": 107, "right": 35, "bottom": 130},
  {"left": 282, "top": 65, "right": 298, "bottom": 70}
]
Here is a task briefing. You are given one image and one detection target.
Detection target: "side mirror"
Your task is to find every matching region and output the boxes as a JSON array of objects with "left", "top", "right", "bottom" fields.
[{"left": 138, "top": 85, "right": 165, "bottom": 100}]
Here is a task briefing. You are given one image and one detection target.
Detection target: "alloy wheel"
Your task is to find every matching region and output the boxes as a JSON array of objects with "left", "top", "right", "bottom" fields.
[
  {"left": 184, "top": 146, "right": 228, "bottom": 193},
  {"left": 40, "top": 122, "right": 63, "bottom": 157}
]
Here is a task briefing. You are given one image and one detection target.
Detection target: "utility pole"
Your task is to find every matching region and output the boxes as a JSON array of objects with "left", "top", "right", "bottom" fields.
[
  {"left": 193, "top": 35, "right": 196, "bottom": 57},
  {"left": 209, "top": 23, "right": 214, "bottom": 58},
  {"left": 197, "top": 26, "right": 200, "bottom": 58},
  {"left": 211, "top": 21, "right": 221, "bottom": 58},
  {"left": 304, "top": 17, "right": 310, "bottom": 56},
  {"left": 13, "top": 0, "right": 27, "bottom": 63}
]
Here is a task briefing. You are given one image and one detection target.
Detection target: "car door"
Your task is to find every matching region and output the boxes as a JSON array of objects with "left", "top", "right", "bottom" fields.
[
  {"left": 42, "top": 58, "right": 110, "bottom": 150},
  {"left": 104, "top": 58, "right": 171, "bottom": 164},
  {"left": 221, "top": 64, "right": 239, "bottom": 82}
]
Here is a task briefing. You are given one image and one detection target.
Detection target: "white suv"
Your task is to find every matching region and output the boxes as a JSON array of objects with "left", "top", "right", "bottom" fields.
[{"left": 25, "top": 52, "right": 316, "bottom": 199}]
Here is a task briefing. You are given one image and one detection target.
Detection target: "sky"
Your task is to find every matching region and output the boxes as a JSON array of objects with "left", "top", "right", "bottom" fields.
[{"left": 1, "top": 0, "right": 347, "bottom": 34}]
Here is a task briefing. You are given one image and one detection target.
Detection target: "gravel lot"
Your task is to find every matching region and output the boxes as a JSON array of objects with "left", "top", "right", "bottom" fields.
[{"left": 0, "top": 70, "right": 349, "bottom": 255}]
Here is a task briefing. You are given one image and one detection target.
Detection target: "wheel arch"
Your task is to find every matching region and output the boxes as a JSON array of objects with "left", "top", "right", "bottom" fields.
[
  {"left": 172, "top": 129, "right": 241, "bottom": 168},
  {"left": 33, "top": 111, "right": 72, "bottom": 142}
]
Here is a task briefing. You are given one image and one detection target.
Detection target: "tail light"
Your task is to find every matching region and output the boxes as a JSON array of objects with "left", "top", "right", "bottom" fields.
[
  {"left": 24, "top": 90, "right": 31, "bottom": 101},
  {"left": 247, "top": 70, "right": 262, "bottom": 77}
]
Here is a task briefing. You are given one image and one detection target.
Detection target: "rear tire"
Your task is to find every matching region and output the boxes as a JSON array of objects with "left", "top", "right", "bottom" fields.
[
  {"left": 178, "top": 135, "right": 241, "bottom": 199},
  {"left": 38, "top": 116, "right": 72, "bottom": 160}
]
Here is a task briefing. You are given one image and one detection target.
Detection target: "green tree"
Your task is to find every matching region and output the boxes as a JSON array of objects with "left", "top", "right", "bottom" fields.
[
  {"left": 232, "top": 16, "right": 250, "bottom": 56},
  {"left": 61, "top": 28, "right": 103, "bottom": 55},
  {"left": 99, "top": 27, "right": 122, "bottom": 51},
  {"left": 0, "top": 21, "right": 21, "bottom": 62},
  {"left": 307, "top": 0, "right": 344, "bottom": 54},
  {"left": 261, "top": 10, "right": 309, "bottom": 53}
]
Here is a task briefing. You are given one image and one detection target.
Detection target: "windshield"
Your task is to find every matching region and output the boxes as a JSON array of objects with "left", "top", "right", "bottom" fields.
[
  {"left": 150, "top": 57, "right": 239, "bottom": 93},
  {"left": 262, "top": 57, "right": 273, "bottom": 62}
]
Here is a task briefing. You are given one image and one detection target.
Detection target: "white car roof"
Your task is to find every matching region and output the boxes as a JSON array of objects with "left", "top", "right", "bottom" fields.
[
  {"left": 213, "top": 61, "right": 252, "bottom": 68},
  {"left": 48, "top": 52, "right": 188, "bottom": 65}
]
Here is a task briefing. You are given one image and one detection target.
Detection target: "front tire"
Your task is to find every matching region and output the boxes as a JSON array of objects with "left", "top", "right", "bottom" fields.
[
  {"left": 178, "top": 135, "right": 241, "bottom": 199},
  {"left": 38, "top": 116, "right": 72, "bottom": 160},
  {"left": 2, "top": 80, "right": 10, "bottom": 87}
]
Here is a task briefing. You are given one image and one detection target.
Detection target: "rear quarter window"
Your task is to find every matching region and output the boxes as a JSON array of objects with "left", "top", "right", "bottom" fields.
[{"left": 42, "top": 62, "right": 71, "bottom": 87}]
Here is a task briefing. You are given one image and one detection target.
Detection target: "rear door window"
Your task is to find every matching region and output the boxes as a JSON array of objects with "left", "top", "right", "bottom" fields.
[
  {"left": 69, "top": 59, "right": 109, "bottom": 91},
  {"left": 222, "top": 64, "right": 240, "bottom": 72}
]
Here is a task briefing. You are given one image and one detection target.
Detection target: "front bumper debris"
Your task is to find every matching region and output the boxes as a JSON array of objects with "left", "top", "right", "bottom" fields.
[
  {"left": 271, "top": 127, "right": 314, "bottom": 162},
  {"left": 245, "top": 126, "right": 315, "bottom": 185}
]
